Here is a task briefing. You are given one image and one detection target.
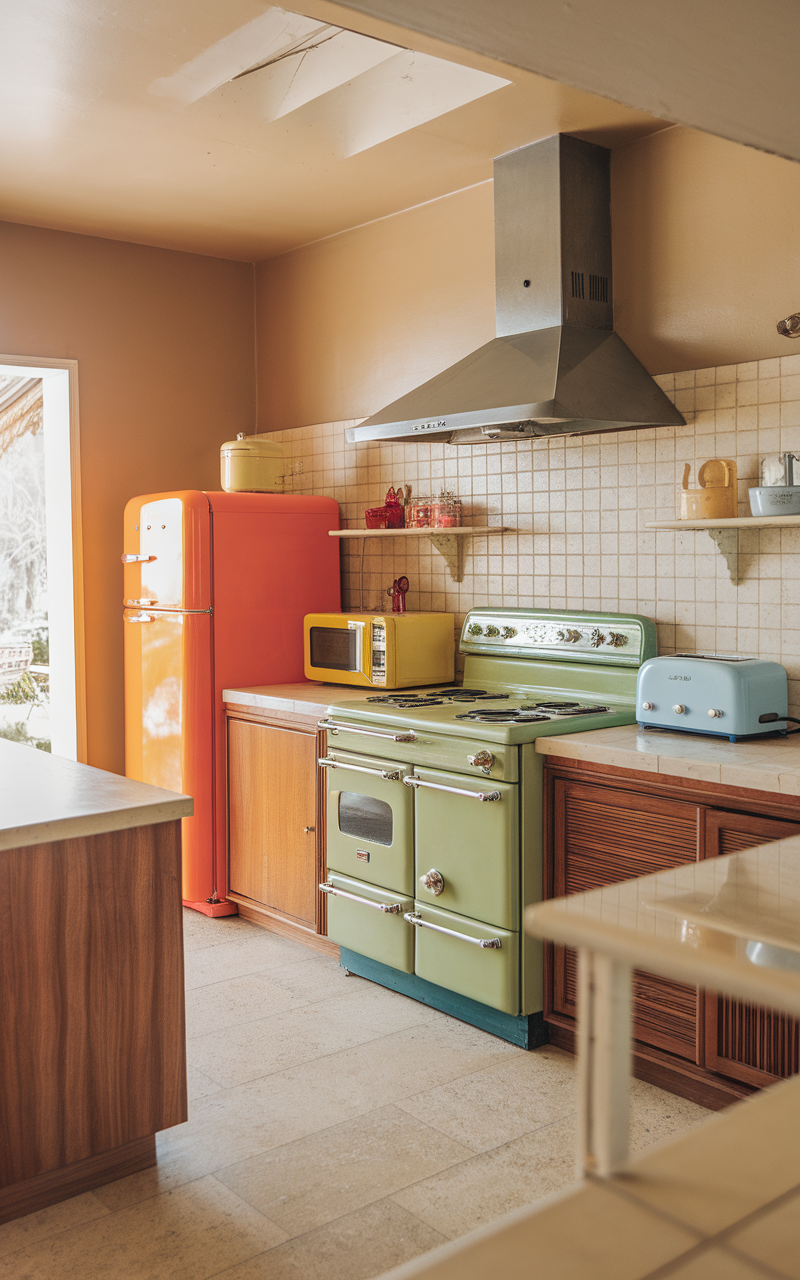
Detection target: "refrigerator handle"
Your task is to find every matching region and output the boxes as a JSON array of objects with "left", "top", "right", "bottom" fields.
[
  {"left": 126, "top": 612, "right": 155, "bottom": 623},
  {"left": 121, "top": 553, "right": 157, "bottom": 563}
]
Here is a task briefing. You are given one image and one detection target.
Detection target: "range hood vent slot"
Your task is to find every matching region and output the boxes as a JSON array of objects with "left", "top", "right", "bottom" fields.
[{"left": 346, "top": 133, "right": 684, "bottom": 447}]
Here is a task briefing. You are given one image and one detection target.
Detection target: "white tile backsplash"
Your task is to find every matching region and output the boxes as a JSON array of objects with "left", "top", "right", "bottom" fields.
[{"left": 265, "top": 356, "right": 800, "bottom": 714}]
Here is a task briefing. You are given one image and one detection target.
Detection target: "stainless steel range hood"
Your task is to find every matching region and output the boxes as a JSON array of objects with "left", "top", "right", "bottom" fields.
[{"left": 346, "top": 134, "right": 684, "bottom": 446}]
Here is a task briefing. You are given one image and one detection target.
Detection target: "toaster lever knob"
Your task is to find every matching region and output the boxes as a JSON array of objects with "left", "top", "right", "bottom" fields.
[
  {"left": 641, "top": 701, "right": 654, "bottom": 711},
  {"left": 673, "top": 704, "right": 686, "bottom": 714},
  {"left": 708, "top": 708, "right": 722, "bottom": 718}
]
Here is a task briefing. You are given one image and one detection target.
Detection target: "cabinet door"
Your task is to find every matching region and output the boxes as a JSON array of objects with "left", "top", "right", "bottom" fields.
[
  {"left": 228, "top": 719, "right": 318, "bottom": 927},
  {"left": 703, "top": 809, "right": 800, "bottom": 1087},
  {"left": 550, "top": 777, "right": 701, "bottom": 1061}
]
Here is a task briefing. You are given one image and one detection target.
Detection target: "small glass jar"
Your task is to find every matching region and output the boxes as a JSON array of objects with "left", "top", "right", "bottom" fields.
[
  {"left": 430, "top": 492, "right": 461, "bottom": 527},
  {"left": 406, "top": 496, "right": 434, "bottom": 528}
]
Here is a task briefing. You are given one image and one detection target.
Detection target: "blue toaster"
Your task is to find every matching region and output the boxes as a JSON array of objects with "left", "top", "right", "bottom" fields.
[{"left": 636, "top": 654, "right": 790, "bottom": 741}]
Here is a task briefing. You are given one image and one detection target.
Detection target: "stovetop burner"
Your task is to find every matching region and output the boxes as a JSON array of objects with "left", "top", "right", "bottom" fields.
[
  {"left": 529, "top": 701, "right": 580, "bottom": 709},
  {"left": 366, "top": 689, "right": 511, "bottom": 706},
  {"left": 552, "top": 705, "right": 610, "bottom": 716}
]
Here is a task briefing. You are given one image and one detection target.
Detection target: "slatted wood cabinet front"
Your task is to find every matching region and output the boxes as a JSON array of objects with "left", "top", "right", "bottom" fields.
[{"left": 544, "top": 759, "right": 800, "bottom": 1107}]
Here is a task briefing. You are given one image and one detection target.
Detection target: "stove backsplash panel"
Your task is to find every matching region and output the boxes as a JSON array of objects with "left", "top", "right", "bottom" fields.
[{"left": 263, "top": 355, "right": 800, "bottom": 718}]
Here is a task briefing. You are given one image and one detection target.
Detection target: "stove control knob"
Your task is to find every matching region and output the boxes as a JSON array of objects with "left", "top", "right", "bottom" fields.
[
  {"left": 467, "top": 750, "right": 494, "bottom": 775},
  {"left": 708, "top": 708, "right": 723, "bottom": 718},
  {"left": 641, "top": 701, "right": 654, "bottom": 711},
  {"left": 420, "top": 869, "right": 445, "bottom": 896},
  {"left": 673, "top": 704, "right": 686, "bottom": 714},
  {"left": 485, "top": 625, "right": 500, "bottom": 638},
  {"left": 501, "top": 626, "right": 517, "bottom": 639},
  {"left": 467, "top": 623, "right": 483, "bottom": 636}
]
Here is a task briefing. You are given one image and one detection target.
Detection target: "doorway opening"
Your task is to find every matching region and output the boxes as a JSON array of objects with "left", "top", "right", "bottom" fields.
[{"left": 0, "top": 357, "right": 85, "bottom": 760}]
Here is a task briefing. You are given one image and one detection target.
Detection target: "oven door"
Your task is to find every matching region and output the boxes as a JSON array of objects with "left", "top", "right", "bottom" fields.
[
  {"left": 322, "top": 873, "right": 414, "bottom": 972},
  {"left": 409, "top": 767, "right": 518, "bottom": 930},
  {"left": 408, "top": 903, "right": 519, "bottom": 1014},
  {"left": 321, "top": 749, "right": 414, "bottom": 895}
]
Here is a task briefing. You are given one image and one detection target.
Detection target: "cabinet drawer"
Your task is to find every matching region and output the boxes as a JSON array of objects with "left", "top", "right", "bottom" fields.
[
  {"left": 325, "top": 873, "right": 414, "bottom": 973},
  {"left": 412, "top": 767, "right": 519, "bottom": 929},
  {"left": 411, "top": 902, "right": 518, "bottom": 1014},
  {"left": 324, "top": 751, "right": 414, "bottom": 895}
]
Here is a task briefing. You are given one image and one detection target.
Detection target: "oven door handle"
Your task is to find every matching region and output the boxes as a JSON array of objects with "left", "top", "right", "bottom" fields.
[
  {"left": 319, "top": 883, "right": 404, "bottom": 914},
  {"left": 319, "top": 718, "right": 417, "bottom": 743},
  {"left": 404, "top": 912, "right": 501, "bottom": 949},
  {"left": 318, "top": 757, "right": 402, "bottom": 782},
  {"left": 402, "top": 777, "right": 501, "bottom": 802}
]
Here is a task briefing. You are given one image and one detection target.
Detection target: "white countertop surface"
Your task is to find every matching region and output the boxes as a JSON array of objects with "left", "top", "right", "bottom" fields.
[
  {"left": 526, "top": 833, "right": 800, "bottom": 1016},
  {"left": 534, "top": 722, "right": 800, "bottom": 795},
  {"left": 0, "top": 740, "right": 192, "bottom": 852},
  {"left": 223, "top": 681, "right": 380, "bottom": 718}
]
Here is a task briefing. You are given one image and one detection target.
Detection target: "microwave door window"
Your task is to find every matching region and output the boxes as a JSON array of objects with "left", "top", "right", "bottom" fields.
[{"left": 310, "top": 626, "right": 360, "bottom": 672}]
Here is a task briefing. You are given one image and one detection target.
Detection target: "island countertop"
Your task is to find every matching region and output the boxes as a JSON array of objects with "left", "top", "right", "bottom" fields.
[{"left": 0, "top": 740, "right": 192, "bottom": 853}]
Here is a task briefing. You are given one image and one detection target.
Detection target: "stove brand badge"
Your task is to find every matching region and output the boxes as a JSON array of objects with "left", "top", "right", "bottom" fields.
[
  {"left": 356, "top": 849, "right": 370, "bottom": 862},
  {"left": 668, "top": 675, "right": 691, "bottom": 681}
]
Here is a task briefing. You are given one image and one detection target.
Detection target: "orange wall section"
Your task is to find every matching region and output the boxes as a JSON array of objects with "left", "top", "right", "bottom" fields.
[
  {"left": 0, "top": 220, "right": 255, "bottom": 775},
  {"left": 254, "top": 127, "right": 800, "bottom": 431},
  {"left": 255, "top": 182, "right": 496, "bottom": 430}
]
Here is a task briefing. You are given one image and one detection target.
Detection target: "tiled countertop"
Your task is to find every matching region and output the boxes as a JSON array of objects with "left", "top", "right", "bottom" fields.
[
  {"left": 534, "top": 723, "right": 800, "bottom": 796},
  {"left": 0, "top": 740, "right": 192, "bottom": 852},
  {"left": 223, "top": 681, "right": 379, "bottom": 719}
]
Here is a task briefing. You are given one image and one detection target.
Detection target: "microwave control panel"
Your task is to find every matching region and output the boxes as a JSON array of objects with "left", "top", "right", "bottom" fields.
[{"left": 371, "top": 622, "right": 387, "bottom": 685}]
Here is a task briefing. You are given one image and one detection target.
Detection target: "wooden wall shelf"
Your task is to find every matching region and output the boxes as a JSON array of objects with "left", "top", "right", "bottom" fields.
[
  {"left": 645, "top": 515, "right": 800, "bottom": 585},
  {"left": 329, "top": 525, "right": 510, "bottom": 582}
]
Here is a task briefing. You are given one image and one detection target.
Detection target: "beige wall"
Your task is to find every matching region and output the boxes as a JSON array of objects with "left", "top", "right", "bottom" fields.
[
  {"left": 613, "top": 128, "right": 800, "bottom": 374},
  {"left": 255, "top": 127, "right": 800, "bottom": 431},
  {"left": 0, "top": 220, "right": 255, "bottom": 774},
  {"left": 255, "top": 181, "right": 495, "bottom": 430}
]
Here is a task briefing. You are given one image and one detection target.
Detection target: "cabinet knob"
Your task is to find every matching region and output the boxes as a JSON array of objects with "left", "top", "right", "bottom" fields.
[
  {"left": 672, "top": 704, "right": 686, "bottom": 714},
  {"left": 420, "top": 869, "right": 445, "bottom": 896},
  {"left": 303, "top": 826, "right": 315, "bottom": 834}
]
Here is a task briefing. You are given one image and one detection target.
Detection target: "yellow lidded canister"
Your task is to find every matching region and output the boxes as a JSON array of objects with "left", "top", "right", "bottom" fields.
[{"left": 220, "top": 433, "right": 284, "bottom": 493}]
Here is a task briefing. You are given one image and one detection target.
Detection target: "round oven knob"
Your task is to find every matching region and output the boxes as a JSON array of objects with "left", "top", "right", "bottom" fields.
[
  {"left": 708, "top": 708, "right": 722, "bottom": 718},
  {"left": 420, "top": 869, "right": 445, "bottom": 896},
  {"left": 673, "top": 704, "right": 686, "bottom": 714},
  {"left": 467, "top": 750, "right": 494, "bottom": 774},
  {"left": 641, "top": 701, "right": 654, "bottom": 711}
]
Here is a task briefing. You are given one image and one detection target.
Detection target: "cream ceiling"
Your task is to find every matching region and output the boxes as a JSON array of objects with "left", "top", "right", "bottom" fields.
[{"left": 0, "top": 0, "right": 670, "bottom": 261}]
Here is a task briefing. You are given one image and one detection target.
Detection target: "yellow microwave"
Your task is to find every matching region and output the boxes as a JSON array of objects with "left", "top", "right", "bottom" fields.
[{"left": 304, "top": 612, "right": 455, "bottom": 688}]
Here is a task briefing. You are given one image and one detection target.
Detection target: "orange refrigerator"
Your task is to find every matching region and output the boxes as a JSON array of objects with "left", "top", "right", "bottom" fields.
[{"left": 123, "top": 490, "right": 340, "bottom": 915}]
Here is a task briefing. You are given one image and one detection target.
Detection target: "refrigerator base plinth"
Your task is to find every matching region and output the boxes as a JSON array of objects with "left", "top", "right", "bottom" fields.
[{"left": 183, "top": 898, "right": 239, "bottom": 917}]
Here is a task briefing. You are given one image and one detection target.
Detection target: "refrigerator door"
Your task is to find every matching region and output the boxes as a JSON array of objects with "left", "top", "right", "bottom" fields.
[
  {"left": 124, "top": 606, "right": 214, "bottom": 905},
  {"left": 123, "top": 491, "right": 211, "bottom": 611}
]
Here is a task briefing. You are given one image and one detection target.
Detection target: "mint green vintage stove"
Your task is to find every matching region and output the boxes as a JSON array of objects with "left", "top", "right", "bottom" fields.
[{"left": 319, "top": 609, "right": 656, "bottom": 1047}]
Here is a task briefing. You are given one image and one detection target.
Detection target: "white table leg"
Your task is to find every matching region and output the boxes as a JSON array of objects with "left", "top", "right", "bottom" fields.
[{"left": 576, "top": 947, "right": 633, "bottom": 1177}]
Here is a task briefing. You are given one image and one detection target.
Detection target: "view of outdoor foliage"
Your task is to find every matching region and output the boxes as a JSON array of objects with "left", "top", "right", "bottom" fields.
[{"left": 0, "top": 375, "right": 50, "bottom": 751}]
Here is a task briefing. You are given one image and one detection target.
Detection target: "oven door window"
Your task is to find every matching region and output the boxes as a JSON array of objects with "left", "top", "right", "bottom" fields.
[
  {"left": 338, "top": 792, "right": 393, "bottom": 846},
  {"left": 310, "top": 626, "right": 359, "bottom": 672}
]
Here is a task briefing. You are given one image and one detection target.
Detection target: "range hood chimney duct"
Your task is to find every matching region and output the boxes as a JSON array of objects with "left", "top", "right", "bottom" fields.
[{"left": 346, "top": 134, "right": 684, "bottom": 446}]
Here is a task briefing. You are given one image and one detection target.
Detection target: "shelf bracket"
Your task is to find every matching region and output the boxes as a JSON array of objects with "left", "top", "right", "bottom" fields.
[
  {"left": 706, "top": 528, "right": 740, "bottom": 585},
  {"left": 428, "top": 532, "right": 463, "bottom": 582}
]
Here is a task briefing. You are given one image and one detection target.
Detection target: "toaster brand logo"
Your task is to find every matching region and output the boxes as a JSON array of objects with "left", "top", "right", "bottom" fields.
[{"left": 669, "top": 675, "right": 691, "bottom": 682}]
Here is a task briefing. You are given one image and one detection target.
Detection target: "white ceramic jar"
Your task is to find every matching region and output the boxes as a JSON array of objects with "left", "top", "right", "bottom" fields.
[{"left": 220, "top": 433, "right": 284, "bottom": 492}]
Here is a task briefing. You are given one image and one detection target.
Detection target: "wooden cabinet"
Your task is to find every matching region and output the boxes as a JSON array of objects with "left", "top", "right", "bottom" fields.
[
  {"left": 544, "top": 757, "right": 800, "bottom": 1108},
  {"left": 226, "top": 702, "right": 335, "bottom": 953},
  {"left": 703, "top": 809, "right": 800, "bottom": 1088}
]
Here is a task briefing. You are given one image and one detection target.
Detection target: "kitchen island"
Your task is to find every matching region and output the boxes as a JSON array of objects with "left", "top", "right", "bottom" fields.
[{"left": 0, "top": 741, "right": 192, "bottom": 1222}]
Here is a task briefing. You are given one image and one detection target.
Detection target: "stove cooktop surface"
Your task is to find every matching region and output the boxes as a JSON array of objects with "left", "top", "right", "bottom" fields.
[{"left": 331, "top": 684, "right": 633, "bottom": 743}]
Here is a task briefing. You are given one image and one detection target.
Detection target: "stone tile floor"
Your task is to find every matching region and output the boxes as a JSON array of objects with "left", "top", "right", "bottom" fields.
[{"left": 0, "top": 912, "right": 709, "bottom": 1279}]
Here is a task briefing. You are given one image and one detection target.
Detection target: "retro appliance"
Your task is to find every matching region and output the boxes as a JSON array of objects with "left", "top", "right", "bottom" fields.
[
  {"left": 304, "top": 612, "right": 455, "bottom": 688},
  {"left": 318, "top": 607, "right": 656, "bottom": 1046},
  {"left": 637, "top": 654, "right": 791, "bottom": 741},
  {"left": 123, "top": 490, "right": 340, "bottom": 915}
]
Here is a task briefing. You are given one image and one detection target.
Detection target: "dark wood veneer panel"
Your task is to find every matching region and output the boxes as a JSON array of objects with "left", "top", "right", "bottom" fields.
[{"left": 0, "top": 821, "right": 187, "bottom": 1188}]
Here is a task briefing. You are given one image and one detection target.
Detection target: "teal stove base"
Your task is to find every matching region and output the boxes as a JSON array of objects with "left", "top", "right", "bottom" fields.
[{"left": 339, "top": 948, "right": 548, "bottom": 1050}]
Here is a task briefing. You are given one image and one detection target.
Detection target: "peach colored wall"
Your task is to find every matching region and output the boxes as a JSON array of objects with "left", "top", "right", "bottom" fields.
[
  {"left": 255, "top": 182, "right": 496, "bottom": 429},
  {"left": 255, "top": 128, "right": 800, "bottom": 430},
  {"left": 0, "top": 220, "right": 255, "bottom": 774},
  {"left": 612, "top": 127, "right": 800, "bottom": 374}
]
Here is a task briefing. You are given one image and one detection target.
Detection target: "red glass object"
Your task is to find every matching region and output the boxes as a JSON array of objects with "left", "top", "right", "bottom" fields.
[{"left": 388, "top": 575, "right": 409, "bottom": 613}]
